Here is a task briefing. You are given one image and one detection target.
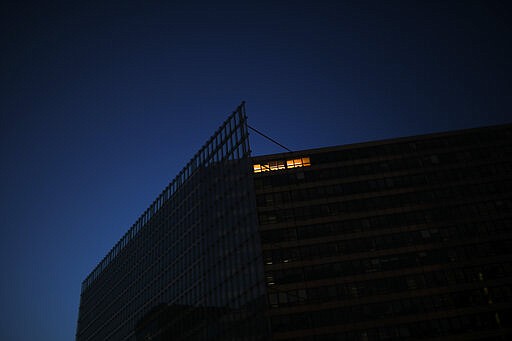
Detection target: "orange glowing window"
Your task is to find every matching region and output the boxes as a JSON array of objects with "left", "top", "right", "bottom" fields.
[
  {"left": 269, "top": 160, "right": 285, "bottom": 170},
  {"left": 253, "top": 156, "right": 311, "bottom": 173}
]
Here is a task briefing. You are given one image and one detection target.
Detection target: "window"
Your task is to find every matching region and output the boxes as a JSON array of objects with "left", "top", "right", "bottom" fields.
[{"left": 254, "top": 157, "right": 311, "bottom": 173}]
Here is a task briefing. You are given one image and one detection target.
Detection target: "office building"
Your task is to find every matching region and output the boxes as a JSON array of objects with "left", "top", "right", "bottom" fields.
[
  {"left": 77, "top": 104, "right": 512, "bottom": 340},
  {"left": 253, "top": 123, "right": 512, "bottom": 340}
]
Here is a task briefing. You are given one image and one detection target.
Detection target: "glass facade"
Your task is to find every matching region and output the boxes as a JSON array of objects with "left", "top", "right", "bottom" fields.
[
  {"left": 76, "top": 104, "right": 269, "bottom": 341},
  {"left": 253, "top": 124, "right": 512, "bottom": 340}
]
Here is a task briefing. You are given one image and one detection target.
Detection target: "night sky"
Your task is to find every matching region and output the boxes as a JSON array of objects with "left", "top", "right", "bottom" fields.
[{"left": 1, "top": 1, "right": 511, "bottom": 340}]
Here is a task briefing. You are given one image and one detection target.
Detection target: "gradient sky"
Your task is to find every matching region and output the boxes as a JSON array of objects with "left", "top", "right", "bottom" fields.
[{"left": 1, "top": 1, "right": 511, "bottom": 340}]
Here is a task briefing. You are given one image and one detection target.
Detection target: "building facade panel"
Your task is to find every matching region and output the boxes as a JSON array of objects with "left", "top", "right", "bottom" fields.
[
  {"left": 77, "top": 104, "right": 269, "bottom": 341},
  {"left": 253, "top": 124, "right": 512, "bottom": 340}
]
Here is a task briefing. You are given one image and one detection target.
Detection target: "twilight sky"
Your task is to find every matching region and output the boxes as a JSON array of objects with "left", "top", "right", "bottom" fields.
[{"left": 1, "top": 1, "right": 511, "bottom": 340}]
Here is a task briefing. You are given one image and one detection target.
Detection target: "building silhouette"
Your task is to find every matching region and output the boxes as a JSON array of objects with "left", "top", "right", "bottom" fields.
[{"left": 77, "top": 104, "right": 512, "bottom": 340}]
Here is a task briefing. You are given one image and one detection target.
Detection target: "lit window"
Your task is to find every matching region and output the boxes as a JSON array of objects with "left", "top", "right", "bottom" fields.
[
  {"left": 253, "top": 156, "right": 311, "bottom": 173},
  {"left": 261, "top": 164, "right": 271, "bottom": 172}
]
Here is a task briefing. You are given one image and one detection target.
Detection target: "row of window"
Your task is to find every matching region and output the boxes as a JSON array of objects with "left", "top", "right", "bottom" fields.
[
  {"left": 253, "top": 157, "right": 311, "bottom": 173},
  {"left": 254, "top": 151, "right": 511, "bottom": 191},
  {"left": 261, "top": 212, "right": 511, "bottom": 243},
  {"left": 267, "top": 263, "right": 512, "bottom": 308},
  {"left": 266, "top": 241, "right": 512, "bottom": 285},
  {"left": 292, "top": 310, "right": 512, "bottom": 341},
  {"left": 258, "top": 192, "right": 512, "bottom": 225},
  {"left": 270, "top": 292, "right": 509, "bottom": 332},
  {"left": 256, "top": 175, "right": 510, "bottom": 208},
  {"left": 263, "top": 230, "right": 512, "bottom": 265}
]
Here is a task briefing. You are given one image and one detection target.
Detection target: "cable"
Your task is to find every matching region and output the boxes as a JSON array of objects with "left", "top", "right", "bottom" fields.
[{"left": 247, "top": 124, "right": 293, "bottom": 153}]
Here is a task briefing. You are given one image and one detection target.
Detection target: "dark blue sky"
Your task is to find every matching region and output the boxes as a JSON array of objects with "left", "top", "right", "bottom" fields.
[{"left": 1, "top": 1, "right": 510, "bottom": 340}]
